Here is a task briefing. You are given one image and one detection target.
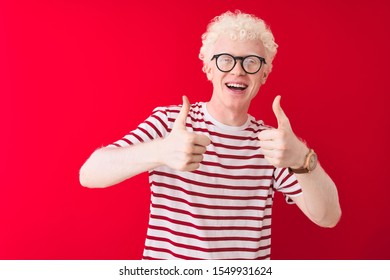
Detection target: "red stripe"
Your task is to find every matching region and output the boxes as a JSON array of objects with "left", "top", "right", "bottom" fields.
[
  {"left": 211, "top": 141, "right": 260, "bottom": 150},
  {"left": 280, "top": 169, "right": 293, "bottom": 185},
  {"left": 194, "top": 127, "right": 259, "bottom": 141},
  {"left": 245, "top": 126, "right": 268, "bottom": 134},
  {"left": 143, "top": 247, "right": 271, "bottom": 260},
  {"left": 145, "top": 120, "right": 163, "bottom": 138},
  {"left": 152, "top": 192, "right": 267, "bottom": 211},
  {"left": 151, "top": 109, "right": 166, "bottom": 114},
  {"left": 165, "top": 122, "right": 259, "bottom": 141},
  {"left": 119, "top": 137, "right": 133, "bottom": 146},
  {"left": 150, "top": 170, "right": 269, "bottom": 190},
  {"left": 192, "top": 169, "right": 272, "bottom": 181},
  {"left": 143, "top": 246, "right": 201, "bottom": 260},
  {"left": 166, "top": 106, "right": 214, "bottom": 126},
  {"left": 126, "top": 131, "right": 143, "bottom": 143},
  {"left": 274, "top": 168, "right": 285, "bottom": 182},
  {"left": 240, "top": 254, "right": 271, "bottom": 260},
  {"left": 142, "top": 256, "right": 164, "bottom": 260},
  {"left": 150, "top": 114, "right": 169, "bottom": 133},
  {"left": 138, "top": 127, "right": 153, "bottom": 140},
  {"left": 281, "top": 179, "right": 299, "bottom": 190},
  {"left": 152, "top": 203, "right": 271, "bottom": 221},
  {"left": 284, "top": 188, "right": 302, "bottom": 196},
  {"left": 205, "top": 150, "right": 264, "bottom": 160},
  {"left": 152, "top": 181, "right": 270, "bottom": 200},
  {"left": 151, "top": 109, "right": 168, "bottom": 119},
  {"left": 166, "top": 106, "right": 204, "bottom": 117},
  {"left": 250, "top": 119, "right": 260, "bottom": 126},
  {"left": 168, "top": 115, "right": 214, "bottom": 126},
  {"left": 149, "top": 224, "right": 271, "bottom": 242},
  {"left": 201, "top": 160, "right": 274, "bottom": 170},
  {"left": 146, "top": 235, "right": 271, "bottom": 253},
  {"left": 150, "top": 214, "right": 271, "bottom": 231},
  {"left": 196, "top": 110, "right": 219, "bottom": 126}
]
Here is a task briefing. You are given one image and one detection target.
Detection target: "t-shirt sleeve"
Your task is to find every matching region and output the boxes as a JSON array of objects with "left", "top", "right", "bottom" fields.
[
  {"left": 273, "top": 167, "right": 303, "bottom": 204},
  {"left": 107, "top": 107, "right": 170, "bottom": 148}
]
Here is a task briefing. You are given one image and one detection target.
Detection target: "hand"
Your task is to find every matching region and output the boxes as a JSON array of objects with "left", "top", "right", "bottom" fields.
[
  {"left": 161, "top": 95, "right": 211, "bottom": 171},
  {"left": 258, "top": 95, "right": 308, "bottom": 169}
]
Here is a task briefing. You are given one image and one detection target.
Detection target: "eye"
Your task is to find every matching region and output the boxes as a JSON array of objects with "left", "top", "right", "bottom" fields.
[
  {"left": 244, "top": 57, "right": 260, "bottom": 66},
  {"left": 219, "top": 55, "right": 234, "bottom": 64}
]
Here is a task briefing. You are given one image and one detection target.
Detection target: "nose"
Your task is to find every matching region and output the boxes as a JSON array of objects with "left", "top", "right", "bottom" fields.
[{"left": 230, "top": 61, "right": 246, "bottom": 76}]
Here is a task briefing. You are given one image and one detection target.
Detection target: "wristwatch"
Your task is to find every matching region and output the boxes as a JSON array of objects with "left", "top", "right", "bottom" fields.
[{"left": 289, "top": 149, "right": 318, "bottom": 174}]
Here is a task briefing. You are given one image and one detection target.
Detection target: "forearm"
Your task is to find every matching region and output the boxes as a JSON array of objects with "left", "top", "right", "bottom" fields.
[
  {"left": 295, "top": 164, "right": 341, "bottom": 227},
  {"left": 79, "top": 139, "right": 164, "bottom": 188}
]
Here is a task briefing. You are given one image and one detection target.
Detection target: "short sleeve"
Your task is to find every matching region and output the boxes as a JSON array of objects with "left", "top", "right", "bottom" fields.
[
  {"left": 107, "top": 107, "right": 170, "bottom": 148},
  {"left": 273, "top": 167, "right": 303, "bottom": 204}
]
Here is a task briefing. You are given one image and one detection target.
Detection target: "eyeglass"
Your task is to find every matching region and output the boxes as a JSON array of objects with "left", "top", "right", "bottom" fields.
[{"left": 211, "top": 53, "right": 266, "bottom": 74}]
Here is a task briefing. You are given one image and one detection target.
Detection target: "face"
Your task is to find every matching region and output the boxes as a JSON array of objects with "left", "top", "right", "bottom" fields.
[{"left": 205, "top": 36, "right": 268, "bottom": 112}]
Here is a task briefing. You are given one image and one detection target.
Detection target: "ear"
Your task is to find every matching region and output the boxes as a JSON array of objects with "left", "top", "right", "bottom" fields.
[
  {"left": 203, "top": 63, "right": 213, "bottom": 81},
  {"left": 261, "top": 62, "right": 273, "bottom": 85},
  {"left": 261, "top": 71, "right": 268, "bottom": 85}
]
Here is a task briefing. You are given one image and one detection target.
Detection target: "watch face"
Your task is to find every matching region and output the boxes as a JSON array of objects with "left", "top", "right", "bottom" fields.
[{"left": 308, "top": 153, "right": 318, "bottom": 171}]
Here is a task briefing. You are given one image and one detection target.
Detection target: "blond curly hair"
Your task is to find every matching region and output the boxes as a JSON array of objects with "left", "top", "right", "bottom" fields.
[{"left": 199, "top": 11, "right": 278, "bottom": 73}]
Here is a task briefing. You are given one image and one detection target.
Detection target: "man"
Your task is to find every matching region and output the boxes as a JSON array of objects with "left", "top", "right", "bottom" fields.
[{"left": 80, "top": 11, "right": 341, "bottom": 259}]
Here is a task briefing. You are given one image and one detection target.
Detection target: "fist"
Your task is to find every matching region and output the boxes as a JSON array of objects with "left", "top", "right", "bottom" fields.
[
  {"left": 162, "top": 96, "right": 211, "bottom": 171},
  {"left": 258, "top": 96, "right": 308, "bottom": 169}
]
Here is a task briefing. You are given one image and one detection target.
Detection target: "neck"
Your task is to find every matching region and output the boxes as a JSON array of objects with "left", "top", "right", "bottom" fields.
[{"left": 206, "top": 96, "right": 249, "bottom": 127}]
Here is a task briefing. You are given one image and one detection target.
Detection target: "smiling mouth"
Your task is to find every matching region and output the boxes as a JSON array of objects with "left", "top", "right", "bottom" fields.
[{"left": 226, "top": 83, "right": 248, "bottom": 92}]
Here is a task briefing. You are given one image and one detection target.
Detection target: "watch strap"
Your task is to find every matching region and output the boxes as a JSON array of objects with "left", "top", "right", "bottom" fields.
[{"left": 288, "top": 149, "right": 316, "bottom": 174}]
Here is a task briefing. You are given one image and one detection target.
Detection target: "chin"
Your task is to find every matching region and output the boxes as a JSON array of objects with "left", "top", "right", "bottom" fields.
[{"left": 223, "top": 94, "right": 251, "bottom": 111}]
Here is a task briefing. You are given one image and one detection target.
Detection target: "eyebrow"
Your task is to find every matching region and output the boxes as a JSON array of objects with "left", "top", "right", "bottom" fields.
[{"left": 218, "top": 51, "right": 263, "bottom": 57}]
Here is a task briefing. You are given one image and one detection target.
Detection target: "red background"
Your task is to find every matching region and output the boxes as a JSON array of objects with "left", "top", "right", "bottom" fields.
[{"left": 1, "top": 0, "right": 389, "bottom": 259}]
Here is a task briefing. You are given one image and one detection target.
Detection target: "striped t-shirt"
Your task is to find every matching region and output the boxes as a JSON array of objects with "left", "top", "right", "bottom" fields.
[{"left": 109, "top": 102, "right": 302, "bottom": 260}]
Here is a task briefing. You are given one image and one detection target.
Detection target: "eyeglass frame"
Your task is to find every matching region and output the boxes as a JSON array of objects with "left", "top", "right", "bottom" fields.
[{"left": 211, "top": 53, "right": 267, "bottom": 74}]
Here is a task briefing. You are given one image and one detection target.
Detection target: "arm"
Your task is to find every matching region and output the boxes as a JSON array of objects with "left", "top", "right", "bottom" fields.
[
  {"left": 79, "top": 96, "right": 210, "bottom": 188},
  {"left": 80, "top": 139, "right": 164, "bottom": 188},
  {"left": 258, "top": 96, "right": 341, "bottom": 227},
  {"left": 292, "top": 160, "right": 341, "bottom": 227},
  {"left": 286, "top": 141, "right": 341, "bottom": 227}
]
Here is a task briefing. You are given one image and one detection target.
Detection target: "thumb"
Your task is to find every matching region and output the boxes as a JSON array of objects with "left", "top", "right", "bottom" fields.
[
  {"left": 272, "top": 95, "right": 291, "bottom": 129},
  {"left": 173, "top": 95, "right": 190, "bottom": 130}
]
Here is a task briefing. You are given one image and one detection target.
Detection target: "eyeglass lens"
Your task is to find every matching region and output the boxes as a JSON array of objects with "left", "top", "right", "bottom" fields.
[{"left": 216, "top": 54, "right": 263, "bottom": 74}]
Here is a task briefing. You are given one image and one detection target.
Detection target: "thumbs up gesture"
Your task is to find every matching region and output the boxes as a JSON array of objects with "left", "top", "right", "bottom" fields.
[
  {"left": 162, "top": 96, "right": 211, "bottom": 171},
  {"left": 258, "top": 96, "right": 308, "bottom": 169}
]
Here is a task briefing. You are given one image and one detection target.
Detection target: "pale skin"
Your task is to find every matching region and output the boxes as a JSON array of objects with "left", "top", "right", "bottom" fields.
[
  {"left": 80, "top": 35, "right": 341, "bottom": 228},
  {"left": 259, "top": 96, "right": 341, "bottom": 227},
  {"left": 79, "top": 95, "right": 210, "bottom": 188}
]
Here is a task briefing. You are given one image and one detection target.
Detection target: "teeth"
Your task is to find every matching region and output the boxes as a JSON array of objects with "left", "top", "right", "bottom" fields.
[{"left": 227, "top": 83, "right": 247, "bottom": 89}]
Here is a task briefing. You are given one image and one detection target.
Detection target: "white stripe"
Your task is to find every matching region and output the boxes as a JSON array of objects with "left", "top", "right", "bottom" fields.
[
  {"left": 146, "top": 228, "right": 272, "bottom": 252},
  {"left": 151, "top": 196, "right": 272, "bottom": 219},
  {"left": 148, "top": 214, "right": 271, "bottom": 239},
  {"left": 150, "top": 207, "right": 271, "bottom": 228},
  {"left": 144, "top": 239, "right": 270, "bottom": 260}
]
